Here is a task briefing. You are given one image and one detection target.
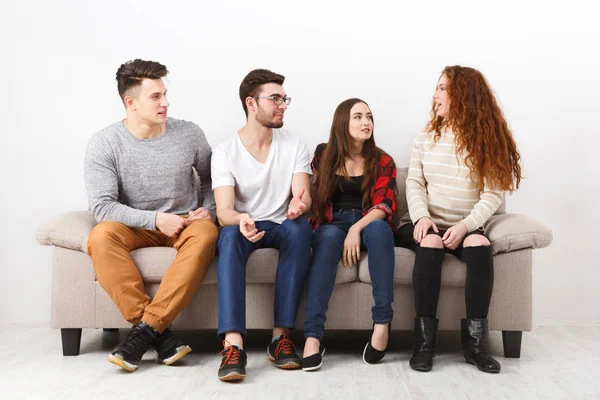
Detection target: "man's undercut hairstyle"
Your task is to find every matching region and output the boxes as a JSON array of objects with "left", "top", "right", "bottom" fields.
[
  {"left": 116, "top": 59, "right": 169, "bottom": 101},
  {"left": 239, "top": 69, "right": 285, "bottom": 116}
]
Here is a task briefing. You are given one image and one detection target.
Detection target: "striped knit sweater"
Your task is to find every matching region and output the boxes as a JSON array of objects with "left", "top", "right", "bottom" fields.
[{"left": 403, "top": 131, "right": 504, "bottom": 232}]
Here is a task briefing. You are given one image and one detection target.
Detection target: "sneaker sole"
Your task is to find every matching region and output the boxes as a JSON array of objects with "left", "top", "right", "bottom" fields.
[
  {"left": 218, "top": 371, "right": 246, "bottom": 381},
  {"left": 161, "top": 345, "right": 192, "bottom": 365},
  {"left": 412, "top": 366, "right": 433, "bottom": 372},
  {"left": 266, "top": 349, "right": 301, "bottom": 370},
  {"left": 302, "top": 348, "right": 326, "bottom": 372},
  {"left": 301, "top": 362, "right": 322, "bottom": 372},
  {"left": 362, "top": 342, "right": 377, "bottom": 365},
  {"left": 108, "top": 354, "right": 139, "bottom": 372}
]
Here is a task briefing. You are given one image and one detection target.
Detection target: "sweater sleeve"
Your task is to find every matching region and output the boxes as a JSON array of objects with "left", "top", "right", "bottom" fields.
[
  {"left": 460, "top": 187, "right": 504, "bottom": 232},
  {"left": 406, "top": 134, "right": 431, "bottom": 224},
  {"left": 84, "top": 134, "right": 157, "bottom": 229}
]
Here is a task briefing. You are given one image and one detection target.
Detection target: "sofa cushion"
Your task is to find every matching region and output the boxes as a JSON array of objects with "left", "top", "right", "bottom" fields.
[
  {"left": 129, "top": 248, "right": 358, "bottom": 285},
  {"left": 485, "top": 213, "right": 553, "bottom": 254},
  {"left": 36, "top": 211, "right": 96, "bottom": 254}
]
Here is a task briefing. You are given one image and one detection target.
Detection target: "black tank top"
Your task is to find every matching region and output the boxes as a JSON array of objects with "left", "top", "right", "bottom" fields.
[{"left": 331, "top": 175, "right": 364, "bottom": 211}]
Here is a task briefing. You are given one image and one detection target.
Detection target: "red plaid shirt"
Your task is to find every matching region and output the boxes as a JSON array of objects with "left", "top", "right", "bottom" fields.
[{"left": 311, "top": 143, "right": 397, "bottom": 231}]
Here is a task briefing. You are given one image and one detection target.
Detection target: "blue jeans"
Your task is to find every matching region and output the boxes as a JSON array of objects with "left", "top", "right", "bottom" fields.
[
  {"left": 217, "top": 218, "right": 312, "bottom": 339},
  {"left": 304, "top": 209, "right": 395, "bottom": 340}
]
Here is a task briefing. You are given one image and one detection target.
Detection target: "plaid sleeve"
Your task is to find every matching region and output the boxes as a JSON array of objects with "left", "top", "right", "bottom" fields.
[
  {"left": 310, "top": 143, "right": 327, "bottom": 172},
  {"left": 368, "top": 153, "right": 397, "bottom": 222}
]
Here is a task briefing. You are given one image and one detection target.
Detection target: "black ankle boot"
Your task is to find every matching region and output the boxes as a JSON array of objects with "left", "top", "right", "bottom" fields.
[
  {"left": 409, "top": 317, "right": 438, "bottom": 372},
  {"left": 461, "top": 318, "right": 501, "bottom": 373}
]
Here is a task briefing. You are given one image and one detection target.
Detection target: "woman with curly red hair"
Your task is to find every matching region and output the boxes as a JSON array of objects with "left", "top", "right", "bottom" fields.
[
  {"left": 301, "top": 98, "right": 397, "bottom": 371},
  {"left": 397, "top": 66, "right": 522, "bottom": 373}
]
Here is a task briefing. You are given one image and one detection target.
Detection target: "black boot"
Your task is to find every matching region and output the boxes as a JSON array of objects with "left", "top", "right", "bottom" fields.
[
  {"left": 461, "top": 318, "right": 501, "bottom": 373},
  {"left": 409, "top": 317, "right": 438, "bottom": 372}
]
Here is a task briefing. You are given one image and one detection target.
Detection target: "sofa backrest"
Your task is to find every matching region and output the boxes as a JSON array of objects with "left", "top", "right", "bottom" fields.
[{"left": 396, "top": 168, "right": 409, "bottom": 219}]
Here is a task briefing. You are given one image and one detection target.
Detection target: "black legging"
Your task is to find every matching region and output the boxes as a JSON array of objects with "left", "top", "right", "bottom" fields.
[{"left": 396, "top": 224, "right": 494, "bottom": 319}]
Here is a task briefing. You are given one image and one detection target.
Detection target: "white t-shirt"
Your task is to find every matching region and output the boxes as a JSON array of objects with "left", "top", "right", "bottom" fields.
[{"left": 211, "top": 129, "right": 312, "bottom": 223}]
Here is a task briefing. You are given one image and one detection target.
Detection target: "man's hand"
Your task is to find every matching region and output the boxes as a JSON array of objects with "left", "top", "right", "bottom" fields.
[
  {"left": 442, "top": 223, "right": 468, "bottom": 250},
  {"left": 286, "top": 188, "right": 307, "bottom": 220},
  {"left": 187, "top": 207, "right": 212, "bottom": 222},
  {"left": 413, "top": 217, "right": 439, "bottom": 243},
  {"left": 156, "top": 212, "right": 187, "bottom": 237},
  {"left": 239, "top": 213, "right": 265, "bottom": 243},
  {"left": 343, "top": 226, "right": 362, "bottom": 267}
]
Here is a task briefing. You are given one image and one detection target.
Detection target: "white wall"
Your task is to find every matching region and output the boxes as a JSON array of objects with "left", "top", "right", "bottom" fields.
[{"left": 1, "top": 0, "right": 598, "bottom": 326}]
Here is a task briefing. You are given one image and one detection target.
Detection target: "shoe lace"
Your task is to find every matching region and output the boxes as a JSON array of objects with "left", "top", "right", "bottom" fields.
[
  {"left": 275, "top": 336, "right": 296, "bottom": 357},
  {"left": 219, "top": 341, "right": 241, "bottom": 366}
]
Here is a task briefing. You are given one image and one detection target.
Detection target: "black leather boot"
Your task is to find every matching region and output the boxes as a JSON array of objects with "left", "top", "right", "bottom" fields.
[
  {"left": 409, "top": 317, "right": 438, "bottom": 372},
  {"left": 461, "top": 318, "right": 501, "bottom": 373}
]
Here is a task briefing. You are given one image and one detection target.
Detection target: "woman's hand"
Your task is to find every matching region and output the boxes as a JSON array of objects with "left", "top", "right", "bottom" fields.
[
  {"left": 343, "top": 226, "right": 362, "bottom": 267},
  {"left": 442, "top": 223, "right": 468, "bottom": 250},
  {"left": 413, "top": 217, "right": 439, "bottom": 243}
]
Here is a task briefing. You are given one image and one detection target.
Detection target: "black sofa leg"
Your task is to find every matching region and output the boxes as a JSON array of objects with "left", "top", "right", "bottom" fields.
[
  {"left": 61, "top": 328, "right": 82, "bottom": 356},
  {"left": 103, "top": 328, "right": 118, "bottom": 333},
  {"left": 502, "top": 330, "right": 522, "bottom": 358}
]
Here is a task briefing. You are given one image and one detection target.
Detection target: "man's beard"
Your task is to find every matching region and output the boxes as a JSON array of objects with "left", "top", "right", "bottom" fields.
[{"left": 256, "top": 108, "right": 284, "bottom": 129}]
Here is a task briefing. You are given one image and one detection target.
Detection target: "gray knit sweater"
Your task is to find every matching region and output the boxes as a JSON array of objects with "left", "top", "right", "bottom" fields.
[{"left": 84, "top": 117, "right": 215, "bottom": 230}]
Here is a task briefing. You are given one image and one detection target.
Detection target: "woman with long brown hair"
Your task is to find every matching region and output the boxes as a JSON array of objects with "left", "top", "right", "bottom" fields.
[
  {"left": 397, "top": 66, "right": 522, "bottom": 373},
  {"left": 301, "top": 98, "right": 397, "bottom": 371}
]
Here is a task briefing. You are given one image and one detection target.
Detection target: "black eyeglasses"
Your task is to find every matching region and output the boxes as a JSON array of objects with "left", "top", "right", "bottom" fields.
[{"left": 255, "top": 95, "right": 292, "bottom": 105}]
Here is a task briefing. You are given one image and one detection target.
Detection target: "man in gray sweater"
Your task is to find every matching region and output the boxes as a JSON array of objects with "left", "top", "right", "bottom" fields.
[{"left": 84, "top": 59, "right": 218, "bottom": 372}]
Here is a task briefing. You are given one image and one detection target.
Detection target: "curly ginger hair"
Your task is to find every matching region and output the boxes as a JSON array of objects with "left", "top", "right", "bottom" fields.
[{"left": 428, "top": 66, "right": 522, "bottom": 192}]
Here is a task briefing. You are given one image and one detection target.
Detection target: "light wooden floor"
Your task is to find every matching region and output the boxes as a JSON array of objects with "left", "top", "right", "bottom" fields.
[{"left": 0, "top": 326, "right": 598, "bottom": 399}]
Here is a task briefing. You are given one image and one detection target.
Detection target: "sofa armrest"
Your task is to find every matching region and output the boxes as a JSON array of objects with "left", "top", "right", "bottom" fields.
[
  {"left": 36, "top": 211, "right": 97, "bottom": 254},
  {"left": 485, "top": 213, "right": 553, "bottom": 255}
]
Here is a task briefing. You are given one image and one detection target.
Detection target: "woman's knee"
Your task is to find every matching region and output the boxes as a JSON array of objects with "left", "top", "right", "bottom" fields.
[
  {"left": 363, "top": 219, "right": 392, "bottom": 238},
  {"left": 463, "top": 234, "right": 490, "bottom": 247},
  {"left": 419, "top": 234, "right": 444, "bottom": 249},
  {"left": 313, "top": 224, "right": 345, "bottom": 245}
]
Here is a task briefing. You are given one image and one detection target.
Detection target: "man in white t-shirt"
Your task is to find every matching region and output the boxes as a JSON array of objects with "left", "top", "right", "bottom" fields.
[{"left": 212, "top": 69, "right": 313, "bottom": 382}]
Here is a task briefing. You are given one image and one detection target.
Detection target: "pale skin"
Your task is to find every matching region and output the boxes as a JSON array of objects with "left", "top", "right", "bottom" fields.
[
  {"left": 121, "top": 78, "right": 212, "bottom": 237},
  {"left": 417, "top": 74, "right": 490, "bottom": 250},
  {"left": 214, "top": 82, "right": 311, "bottom": 348},
  {"left": 304, "top": 102, "right": 389, "bottom": 358}
]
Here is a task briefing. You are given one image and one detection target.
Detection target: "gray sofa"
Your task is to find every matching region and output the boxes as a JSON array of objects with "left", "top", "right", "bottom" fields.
[{"left": 36, "top": 168, "right": 553, "bottom": 357}]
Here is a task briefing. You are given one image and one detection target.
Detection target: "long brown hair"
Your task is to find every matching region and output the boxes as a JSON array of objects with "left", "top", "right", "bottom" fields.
[
  {"left": 312, "top": 98, "right": 386, "bottom": 224},
  {"left": 427, "top": 66, "right": 522, "bottom": 192}
]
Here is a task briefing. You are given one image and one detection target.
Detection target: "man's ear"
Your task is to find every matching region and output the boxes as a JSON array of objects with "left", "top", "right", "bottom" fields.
[
  {"left": 123, "top": 95, "right": 136, "bottom": 110},
  {"left": 246, "top": 96, "right": 256, "bottom": 114}
]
